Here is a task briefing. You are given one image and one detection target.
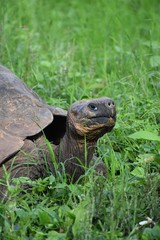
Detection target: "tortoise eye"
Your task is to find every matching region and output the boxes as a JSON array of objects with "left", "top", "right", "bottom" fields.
[{"left": 88, "top": 103, "right": 98, "bottom": 111}]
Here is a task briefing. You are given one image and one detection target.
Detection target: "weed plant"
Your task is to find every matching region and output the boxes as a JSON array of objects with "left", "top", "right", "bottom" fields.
[{"left": 0, "top": 0, "right": 160, "bottom": 239}]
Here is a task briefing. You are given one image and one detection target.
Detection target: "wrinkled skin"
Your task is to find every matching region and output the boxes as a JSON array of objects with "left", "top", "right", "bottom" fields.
[
  {"left": 55, "top": 97, "right": 116, "bottom": 179},
  {"left": 0, "top": 97, "right": 116, "bottom": 199}
]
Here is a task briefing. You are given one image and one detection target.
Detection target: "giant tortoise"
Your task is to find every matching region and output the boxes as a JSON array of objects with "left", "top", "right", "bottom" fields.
[{"left": 0, "top": 64, "right": 116, "bottom": 197}]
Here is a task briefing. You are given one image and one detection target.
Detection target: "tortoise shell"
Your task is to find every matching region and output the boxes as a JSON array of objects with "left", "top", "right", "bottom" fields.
[{"left": 0, "top": 65, "right": 67, "bottom": 164}]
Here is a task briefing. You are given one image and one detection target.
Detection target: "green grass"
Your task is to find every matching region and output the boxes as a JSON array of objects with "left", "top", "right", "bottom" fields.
[{"left": 0, "top": 0, "right": 160, "bottom": 239}]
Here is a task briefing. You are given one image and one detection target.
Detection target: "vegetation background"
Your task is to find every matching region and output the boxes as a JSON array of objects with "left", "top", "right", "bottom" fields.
[{"left": 0, "top": 0, "right": 160, "bottom": 239}]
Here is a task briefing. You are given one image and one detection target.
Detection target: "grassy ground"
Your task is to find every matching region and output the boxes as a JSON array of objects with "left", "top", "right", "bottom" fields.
[{"left": 0, "top": 0, "right": 160, "bottom": 239}]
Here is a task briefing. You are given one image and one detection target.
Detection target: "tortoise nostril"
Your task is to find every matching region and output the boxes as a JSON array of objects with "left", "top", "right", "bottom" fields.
[{"left": 108, "top": 100, "right": 115, "bottom": 107}]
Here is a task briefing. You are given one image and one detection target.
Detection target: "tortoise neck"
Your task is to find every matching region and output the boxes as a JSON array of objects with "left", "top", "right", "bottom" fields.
[{"left": 55, "top": 127, "right": 96, "bottom": 182}]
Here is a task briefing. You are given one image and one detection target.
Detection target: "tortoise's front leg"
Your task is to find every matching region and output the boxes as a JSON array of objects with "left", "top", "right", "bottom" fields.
[{"left": 0, "top": 139, "right": 51, "bottom": 199}]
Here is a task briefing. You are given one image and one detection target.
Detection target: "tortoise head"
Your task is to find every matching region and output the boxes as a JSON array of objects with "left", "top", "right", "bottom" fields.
[{"left": 67, "top": 97, "right": 116, "bottom": 141}]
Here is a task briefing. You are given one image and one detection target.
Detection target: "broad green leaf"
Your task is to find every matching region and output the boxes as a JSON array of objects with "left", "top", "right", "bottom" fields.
[
  {"left": 47, "top": 230, "right": 66, "bottom": 240},
  {"left": 142, "top": 225, "right": 160, "bottom": 240},
  {"left": 131, "top": 167, "right": 145, "bottom": 178},
  {"left": 128, "top": 131, "right": 160, "bottom": 141},
  {"left": 72, "top": 196, "right": 92, "bottom": 238},
  {"left": 38, "top": 210, "right": 52, "bottom": 225},
  {"left": 139, "top": 154, "right": 160, "bottom": 164},
  {"left": 37, "top": 208, "right": 58, "bottom": 226}
]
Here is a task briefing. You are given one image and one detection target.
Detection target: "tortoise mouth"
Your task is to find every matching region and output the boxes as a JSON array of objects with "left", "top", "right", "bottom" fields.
[{"left": 89, "top": 116, "right": 116, "bottom": 127}]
